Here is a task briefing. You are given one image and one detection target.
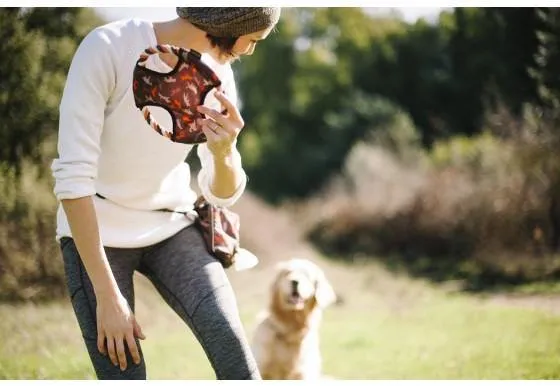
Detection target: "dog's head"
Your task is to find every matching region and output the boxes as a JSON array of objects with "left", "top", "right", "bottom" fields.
[{"left": 270, "top": 258, "right": 336, "bottom": 314}]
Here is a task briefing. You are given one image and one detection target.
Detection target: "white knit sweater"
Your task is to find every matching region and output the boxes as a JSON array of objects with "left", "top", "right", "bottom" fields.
[{"left": 51, "top": 18, "right": 247, "bottom": 248}]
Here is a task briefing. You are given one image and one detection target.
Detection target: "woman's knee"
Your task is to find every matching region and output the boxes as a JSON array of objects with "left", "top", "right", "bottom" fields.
[
  {"left": 190, "top": 284, "right": 259, "bottom": 379},
  {"left": 85, "top": 340, "right": 147, "bottom": 380},
  {"left": 60, "top": 238, "right": 145, "bottom": 380}
]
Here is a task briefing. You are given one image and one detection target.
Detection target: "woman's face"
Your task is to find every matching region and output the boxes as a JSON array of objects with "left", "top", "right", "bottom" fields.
[{"left": 229, "top": 27, "right": 273, "bottom": 60}]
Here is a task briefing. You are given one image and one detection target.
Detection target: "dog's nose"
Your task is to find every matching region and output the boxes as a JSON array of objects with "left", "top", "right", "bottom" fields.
[{"left": 290, "top": 280, "right": 298, "bottom": 293}]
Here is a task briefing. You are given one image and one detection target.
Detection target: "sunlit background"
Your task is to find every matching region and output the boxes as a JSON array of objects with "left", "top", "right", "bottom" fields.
[
  {"left": 95, "top": 7, "right": 448, "bottom": 24},
  {"left": 2, "top": 6, "right": 560, "bottom": 380}
]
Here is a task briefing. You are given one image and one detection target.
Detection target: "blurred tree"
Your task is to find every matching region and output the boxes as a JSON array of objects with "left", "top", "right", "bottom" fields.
[
  {"left": 0, "top": 7, "right": 102, "bottom": 174},
  {"left": 0, "top": 8, "right": 104, "bottom": 301},
  {"left": 235, "top": 8, "right": 408, "bottom": 202},
  {"left": 447, "top": 8, "right": 539, "bottom": 136},
  {"left": 359, "top": 8, "right": 540, "bottom": 146},
  {"left": 531, "top": 7, "right": 560, "bottom": 112},
  {"left": 361, "top": 15, "right": 454, "bottom": 146},
  {"left": 233, "top": 7, "right": 551, "bottom": 202},
  {"left": 529, "top": 7, "right": 560, "bottom": 252}
]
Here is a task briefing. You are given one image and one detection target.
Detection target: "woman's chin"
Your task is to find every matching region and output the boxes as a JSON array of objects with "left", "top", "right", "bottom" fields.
[
  {"left": 222, "top": 55, "right": 240, "bottom": 65},
  {"left": 206, "top": 49, "right": 236, "bottom": 65}
]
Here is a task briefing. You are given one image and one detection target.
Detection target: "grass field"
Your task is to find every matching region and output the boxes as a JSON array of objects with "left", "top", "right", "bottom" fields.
[
  {"left": 1, "top": 192, "right": 559, "bottom": 380},
  {"left": 1, "top": 256, "right": 559, "bottom": 380}
]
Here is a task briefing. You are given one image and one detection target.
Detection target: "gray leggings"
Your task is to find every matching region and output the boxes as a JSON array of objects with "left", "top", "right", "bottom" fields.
[{"left": 59, "top": 225, "right": 260, "bottom": 380}]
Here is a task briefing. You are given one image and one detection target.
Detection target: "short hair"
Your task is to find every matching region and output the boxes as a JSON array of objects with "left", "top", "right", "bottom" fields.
[{"left": 205, "top": 34, "right": 239, "bottom": 60}]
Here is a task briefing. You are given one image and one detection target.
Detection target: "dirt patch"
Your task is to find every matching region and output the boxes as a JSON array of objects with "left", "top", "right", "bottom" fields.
[
  {"left": 483, "top": 293, "right": 560, "bottom": 315},
  {"left": 230, "top": 191, "right": 317, "bottom": 265},
  {"left": 229, "top": 191, "right": 560, "bottom": 318}
]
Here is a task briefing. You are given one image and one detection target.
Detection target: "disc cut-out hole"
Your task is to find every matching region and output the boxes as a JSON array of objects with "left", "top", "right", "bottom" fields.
[{"left": 146, "top": 105, "right": 173, "bottom": 135}]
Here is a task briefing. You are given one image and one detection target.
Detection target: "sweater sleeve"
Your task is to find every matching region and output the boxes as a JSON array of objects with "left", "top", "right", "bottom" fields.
[
  {"left": 197, "top": 66, "right": 247, "bottom": 208},
  {"left": 51, "top": 28, "right": 116, "bottom": 201}
]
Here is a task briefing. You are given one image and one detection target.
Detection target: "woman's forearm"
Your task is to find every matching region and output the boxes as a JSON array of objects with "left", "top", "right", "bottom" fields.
[
  {"left": 61, "top": 196, "right": 120, "bottom": 299},
  {"left": 210, "top": 150, "right": 244, "bottom": 199}
]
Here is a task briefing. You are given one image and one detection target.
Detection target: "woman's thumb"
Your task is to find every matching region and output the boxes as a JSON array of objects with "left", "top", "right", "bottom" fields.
[{"left": 133, "top": 318, "right": 146, "bottom": 340}]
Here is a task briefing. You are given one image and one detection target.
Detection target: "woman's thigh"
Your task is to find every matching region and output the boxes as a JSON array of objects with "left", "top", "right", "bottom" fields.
[
  {"left": 60, "top": 237, "right": 146, "bottom": 380},
  {"left": 138, "top": 226, "right": 260, "bottom": 380}
]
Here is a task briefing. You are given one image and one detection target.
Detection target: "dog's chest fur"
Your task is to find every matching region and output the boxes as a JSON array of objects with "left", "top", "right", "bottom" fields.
[{"left": 254, "top": 313, "right": 322, "bottom": 380}]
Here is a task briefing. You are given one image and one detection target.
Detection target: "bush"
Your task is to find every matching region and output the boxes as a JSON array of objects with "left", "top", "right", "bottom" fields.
[
  {"left": 300, "top": 104, "right": 560, "bottom": 289},
  {"left": 0, "top": 156, "right": 64, "bottom": 302}
]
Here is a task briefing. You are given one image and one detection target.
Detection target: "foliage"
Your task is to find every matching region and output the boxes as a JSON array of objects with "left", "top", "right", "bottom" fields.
[
  {"left": 2, "top": 6, "right": 560, "bottom": 300},
  {"left": 235, "top": 8, "right": 408, "bottom": 202},
  {"left": 0, "top": 8, "right": 103, "bottom": 301},
  {"left": 235, "top": 7, "right": 555, "bottom": 202},
  {"left": 304, "top": 105, "right": 560, "bottom": 289},
  {"left": 0, "top": 8, "right": 101, "bottom": 173}
]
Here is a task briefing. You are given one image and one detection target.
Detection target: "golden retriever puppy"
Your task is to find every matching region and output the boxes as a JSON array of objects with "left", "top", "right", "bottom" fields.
[{"left": 251, "top": 258, "right": 336, "bottom": 380}]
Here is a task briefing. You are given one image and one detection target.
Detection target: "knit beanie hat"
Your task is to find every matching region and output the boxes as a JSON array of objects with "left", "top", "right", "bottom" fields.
[{"left": 176, "top": 7, "right": 281, "bottom": 37}]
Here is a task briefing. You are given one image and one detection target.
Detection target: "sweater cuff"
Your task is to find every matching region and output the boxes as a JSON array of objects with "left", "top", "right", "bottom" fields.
[
  {"left": 197, "top": 167, "right": 247, "bottom": 208},
  {"left": 53, "top": 177, "right": 96, "bottom": 200},
  {"left": 51, "top": 159, "right": 97, "bottom": 200}
]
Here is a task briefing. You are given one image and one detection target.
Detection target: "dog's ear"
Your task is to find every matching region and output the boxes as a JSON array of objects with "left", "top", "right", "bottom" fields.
[
  {"left": 270, "top": 261, "right": 289, "bottom": 293},
  {"left": 274, "top": 260, "right": 290, "bottom": 272},
  {"left": 314, "top": 269, "right": 336, "bottom": 308}
]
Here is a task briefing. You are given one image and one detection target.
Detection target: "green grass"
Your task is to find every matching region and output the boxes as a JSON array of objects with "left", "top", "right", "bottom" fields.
[
  {"left": 1, "top": 267, "right": 560, "bottom": 380},
  {"left": 321, "top": 295, "right": 560, "bottom": 379}
]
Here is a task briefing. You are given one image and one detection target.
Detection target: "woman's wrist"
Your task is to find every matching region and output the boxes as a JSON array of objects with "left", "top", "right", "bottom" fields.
[
  {"left": 91, "top": 270, "right": 122, "bottom": 301},
  {"left": 94, "top": 284, "right": 122, "bottom": 302},
  {"left": 210, "top": 144, "right": 234, "bottom": 160}
]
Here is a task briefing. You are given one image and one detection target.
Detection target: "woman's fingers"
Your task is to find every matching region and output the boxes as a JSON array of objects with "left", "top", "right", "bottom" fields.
[
  {"left": 214, "top": 90, "right": 244, "bottom": 126},
  {"left": 196, "top": 91, "right": 244, "bottom": 134},
  {"left": 133, "top": 319, "right": 146, "bottom": 340},
  {"left": 106, "top": 335, "right": 118, "bottom": 367},
  {"left": 199, "top": 119, "right": 231, "bottom": 140},
  {"left": 200, "top": 120, "right": 222, "bottom": 143},
  {"left": 96, "top": 296, "right": 142, "bottom": 371},
  {"left": 125, "top": 332, "right": 142, "bottom": 366},
  {"left": 197, "top": 105, "right": 229, "bottom": 129},
  {"left": 115, "top": 336, "right": 127, "bottom": 371},
  {"left": 101, "top": 325, "right": 143, "bottom": 370},
  {"left": 97, "top": 331, "right": 107, "bottom": 356}
]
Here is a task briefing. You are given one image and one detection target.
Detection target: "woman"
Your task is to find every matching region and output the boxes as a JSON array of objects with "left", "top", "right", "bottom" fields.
[{"left": 51, "top": 7, "right": 281, "bottom": 380}]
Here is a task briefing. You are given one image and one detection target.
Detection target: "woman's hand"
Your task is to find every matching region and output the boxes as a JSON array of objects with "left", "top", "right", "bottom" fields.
[
  {"left": 196, "top": 90, "right": 244, "bottom": 158},
  {"left": 96, "top": 292, "right": 146, "bottom": 371},
  {"left": 61, "top": 197, "right": 146, "bottom": 371}
]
